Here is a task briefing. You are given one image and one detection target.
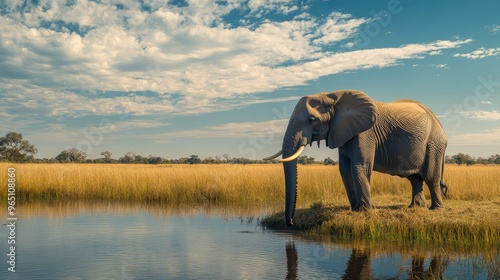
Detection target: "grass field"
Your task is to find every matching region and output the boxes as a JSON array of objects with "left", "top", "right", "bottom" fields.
[
  {"left": 1, "top": 163, "right": 499, "bottom": 247},
  {"left": 1, "top": 163, "right": 499, "bottom": 203}
]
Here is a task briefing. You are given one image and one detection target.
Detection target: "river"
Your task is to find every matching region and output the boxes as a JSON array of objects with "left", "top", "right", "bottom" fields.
[{"left": 0, "top": 202, "right": 498, "bottom": 279}]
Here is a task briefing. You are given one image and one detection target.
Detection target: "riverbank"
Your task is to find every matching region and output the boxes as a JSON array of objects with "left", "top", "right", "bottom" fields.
[{"left": 261, "top": 198, "right": 500, "bottom": 248}]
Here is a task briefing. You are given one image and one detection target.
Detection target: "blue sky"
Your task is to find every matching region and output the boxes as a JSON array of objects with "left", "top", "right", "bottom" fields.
[{"left": 1, "top": 0, "right": 499, "bottom": 161}]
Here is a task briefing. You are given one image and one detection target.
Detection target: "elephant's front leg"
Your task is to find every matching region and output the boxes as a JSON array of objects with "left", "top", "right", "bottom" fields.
[
  {"left": 339, "top": 158, "right": 357, "bottom": 210},
  {"left": 351, "top": 164, "right": 373, "bottom": 211}
]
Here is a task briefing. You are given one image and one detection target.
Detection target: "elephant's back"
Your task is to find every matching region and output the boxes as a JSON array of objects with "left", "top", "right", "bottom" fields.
[
  {"left": 388, "top": 99, "right": 445, "bottom": 131},
  {"left": 378, "top": 101, "right": 431, "bottom": 136},
  {"left": 381, "top": 100, "right": 445, "bottom": 135}
]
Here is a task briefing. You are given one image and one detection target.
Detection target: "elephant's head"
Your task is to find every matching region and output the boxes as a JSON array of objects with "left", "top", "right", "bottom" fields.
[{"left": 264, "top": 90, "right": 378, "bottom": 226}]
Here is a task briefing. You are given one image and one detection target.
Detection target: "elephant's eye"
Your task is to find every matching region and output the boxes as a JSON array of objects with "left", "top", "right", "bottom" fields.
[{"left": 308, "top": 116, "right": 317, "bottom": 124}]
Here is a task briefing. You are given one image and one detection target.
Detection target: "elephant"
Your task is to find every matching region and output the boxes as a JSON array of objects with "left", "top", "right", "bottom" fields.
[{"left": 264, "top": 90, "right": 448, "bottom": 227}]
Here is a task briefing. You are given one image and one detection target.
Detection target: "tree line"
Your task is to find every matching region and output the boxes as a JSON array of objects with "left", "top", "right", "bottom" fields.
[
  {"left": 0, "top": 132, "right": 498, "bottom": 166},
  {"left": 445, "top": 153, "right": 500, "bottom": 165}
]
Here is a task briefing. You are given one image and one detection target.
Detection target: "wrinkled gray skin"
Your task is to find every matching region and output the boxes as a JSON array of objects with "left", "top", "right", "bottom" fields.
[{"left": 281, "top": 90, "right": 448, "bottom": 227}]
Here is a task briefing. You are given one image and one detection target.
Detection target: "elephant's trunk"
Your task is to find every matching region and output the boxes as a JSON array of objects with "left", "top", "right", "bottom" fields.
[
  {"left": 282, "top": 125, "right": 308, "bottom": 227},
  {"left": 284, "top": 160, "right": 298, "bottom": 227}
]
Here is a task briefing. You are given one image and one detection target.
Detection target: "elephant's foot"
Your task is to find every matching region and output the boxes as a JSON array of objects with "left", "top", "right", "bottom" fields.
[
  {"left": 409, "top": 192, "right": 427, "bottom": 208},
  {"left": 409, "top": 198, "right": 427, "bottom": 208},
  {"left": 408, "top": 203, "right": 427, "bottom": 209},
  {"left": 429, "top": 197, "right": 444, "bottom": 210},
  {"left": 429, "top": 204, "right": 444, "bottom": 210},
  {"left": 353, "top": 203, "right": 372, "bottom": 212}
]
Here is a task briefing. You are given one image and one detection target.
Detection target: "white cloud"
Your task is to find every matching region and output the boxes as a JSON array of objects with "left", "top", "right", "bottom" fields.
[
  {"left": 93, "top": 120, "right": 170, "bottom": 132},
  {"left": 486, "top": 24, "right": 500, "bottom": 33},
  {"left": 281, "top": 40, "right": 470, "bottom": 80},
  {"left": 0, "top": 1, "right": 473, "bottom": 119},
  {"left": 3, "top": 87, "right": 177, "bottom": 117},
  {"left": 313, "top": 12, "right": 368, "bottom": 45},
  {"left": 449, "top": 127, "right": 500, "bottom": 145},
  {"left": 147, "top": 119, "right": 289, "bottom": 142},
  {"left": 460, "top": 110, "right": 500, "bottom": 121},
  {"left": 343, "top": 42, "right": 356, "bottom": 48},
  {"left": 431, "top": 64, "right": 448, "bottom": 69},
  {"left": 247, "top": 0, "right": 298, "bottom": 15},
  {"left": 480, "top": 101, "right": 492, "bottom": 105},
  {"left": 453, "top": 47, "right": 500, "bottom": 59}
]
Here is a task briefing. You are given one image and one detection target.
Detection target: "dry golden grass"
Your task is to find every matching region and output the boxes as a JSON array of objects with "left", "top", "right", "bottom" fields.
[
  {"left": 0, "top": 163, "right": 285, "bottom": 203},
  {"left": 1, "top": 163, "right": 499, "bottom": 204},
  {"left": 297, "top": 164, "right": 500, "bottom": 205}
]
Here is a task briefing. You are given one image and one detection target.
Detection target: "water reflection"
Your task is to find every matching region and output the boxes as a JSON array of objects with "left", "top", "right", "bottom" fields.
[
  {"left": 410, "top": 254, "right": 448, "bottom": 279},
  {"left": 0, "top": 200, "right": 282, "bottom": 221},
  {"left": 0, "top": 201, "right": 498, "bottom": 279},
  {"left": 285, "top": 242, "right": 298, "bottom": 280},
  {"left": 284, "top": 242, "right": 452, "bottom": 280},
  {"left": 284, "top": 242, "right": 375, "bottom": 280},
  {"left": 342, "top": 248, "right": 371, "bottom": 280},
  {"left": 283, "top": 235, "right": 498, "bottom": 280}
]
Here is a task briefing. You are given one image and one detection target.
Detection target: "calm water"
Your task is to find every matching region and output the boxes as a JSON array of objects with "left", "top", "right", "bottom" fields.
[{"left": 0, "top": 202, "right": 498, "bottom": 279}]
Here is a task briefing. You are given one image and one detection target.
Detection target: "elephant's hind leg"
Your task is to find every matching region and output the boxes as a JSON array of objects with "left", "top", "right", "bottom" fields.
[
  {"left": 425, "top": 176, "right": 444, "bottom": 210},
  {"left": 407, "top": 174, "right": 426, "bottom": 208},
  {"left": 425, "top": 144, "right": 446, "bottom": 210}
]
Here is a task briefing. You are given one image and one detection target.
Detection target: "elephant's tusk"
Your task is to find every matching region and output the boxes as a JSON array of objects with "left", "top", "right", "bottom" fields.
[
  {"left": 279, "top": 146, "right": 306, "bottom": 162},
  {"left": 263, "top": 150, "right": 282, "bottom": 160}
]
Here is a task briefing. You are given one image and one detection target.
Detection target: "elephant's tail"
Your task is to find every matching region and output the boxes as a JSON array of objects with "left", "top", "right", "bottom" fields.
[
  {"left": 440, "top": 181, "right": 448, "bottom": 199},
  {"left": 440, "top": 156, "right": 448, "bottom": 199}
]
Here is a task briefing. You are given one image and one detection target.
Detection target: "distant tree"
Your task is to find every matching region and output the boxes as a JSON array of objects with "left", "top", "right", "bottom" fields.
[
  {"left": 323, "top": 157, "right": 337, "bottom": 165},
  {"left": 100, "top": 151, "right": 113, "bottom": 163},
  {"left": 134, "top": 155, "right": 148, "bottom": 164},
  {"left": 298, "top": 155, "right": 306, "bottom": 164},
  {"left": 119, "top": 152, "right": 136, "bottom": 163},
  {"left": 68, "top": 148, "right": 87, "bottom": 162},
  {"left": 298, "top": 155, "right": 315, "bottom": 165},
  {"left": 445, "top": 155, "right": 455, "bottom": 164},
  {"left": 56, "top": 148, "right": 87, "bottom": 163},
  {"left": 55, "top": 150, "right": 71, "bottom": 163},
  {"left": 188, "top": 155, "right": 201, "bottom": 164},
  {"left": 223, "top": 153, "right": 230, "bottom": 163},
  {"left": 215, "top": 155, "right": 221, "bottom": 164},
  {"left": 452, "top": 153, "right": 475, "bottom": 166},
  {"left": 232, "top": 157, "right": 250, "bottom": 164},
  {"left": 491, "top": 154, "right": 500, "bottom": 164},
  {"left": 177, "top": 157, "right": 189, "bottom": 164},
  {"left": 203, "top": 156, "right": 215, "bottom": 164},
  {"left": 0, "top": 132, "right": 38, "bottom": 162},
  {"left": 476, "top": 157, "right": 487, "bottom": 165},
  {"left": 33, "top": 157, "right": 58, "bottom": 163},
  {"left": 148, "top": 155, "right": 163, "bottom": 164}
]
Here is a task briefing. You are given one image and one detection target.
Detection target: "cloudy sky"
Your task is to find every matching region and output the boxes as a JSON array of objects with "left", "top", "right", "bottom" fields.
[{"left": 1, "top": 0, "right": 499, "bottom": 160}]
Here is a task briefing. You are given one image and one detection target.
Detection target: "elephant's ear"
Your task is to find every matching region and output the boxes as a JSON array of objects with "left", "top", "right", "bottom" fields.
[{"left": 327, "top": 90, "right": 379, "bottom": 149}]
